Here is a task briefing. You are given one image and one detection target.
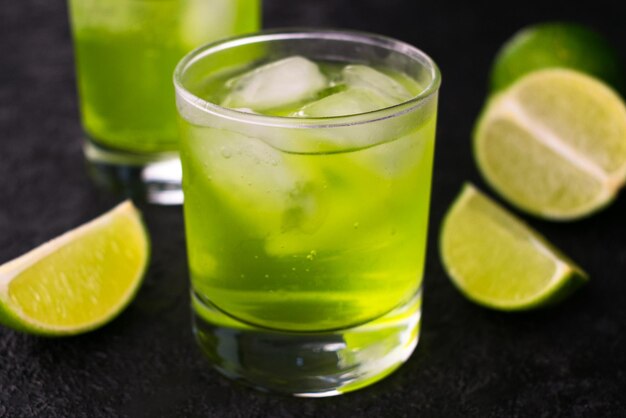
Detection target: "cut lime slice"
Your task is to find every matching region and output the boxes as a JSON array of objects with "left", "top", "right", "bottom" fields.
[
  {"left": 0, "top": 201, "right": 149, "bottom": 336},
  {"left": 474, "top": 68, "right": 626, "bottom": 220},
  {"left": 490, "top": 22, "right": 625, "bottom": 93},
  {"left": 440, "top": 184, "right": 588, "bottom": 311}
]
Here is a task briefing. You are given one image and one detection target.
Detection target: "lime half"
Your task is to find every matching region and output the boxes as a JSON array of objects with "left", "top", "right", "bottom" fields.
[
  {"left": 475, "top": 68, "right": 626, "bottom": 220},
  {"left": 0, "top": 201, "right": 149, "bottom": 336},
  {"left": 490, "top": 22, "right": 625, "bottom": 93},
  {"left": 440, "top": 184, "right": 588, "bottom": 311}
]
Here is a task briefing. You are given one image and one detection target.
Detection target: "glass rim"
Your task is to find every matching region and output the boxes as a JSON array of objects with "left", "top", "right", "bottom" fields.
[{"left": 173, "top": 28, "right": 441, "bottom": 129}]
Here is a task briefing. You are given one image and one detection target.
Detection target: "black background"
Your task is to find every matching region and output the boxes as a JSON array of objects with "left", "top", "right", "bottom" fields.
[{"left": 1, "top": 1, "right": 626, "bottom": 417}]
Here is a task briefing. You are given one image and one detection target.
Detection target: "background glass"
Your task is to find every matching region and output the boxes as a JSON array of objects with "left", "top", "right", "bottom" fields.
[
  {"left": 68, "top": 0, "right": 259, "bottom": 204},
  {"left": 175, "top": 30, "right": 440, "bottom": 396}
]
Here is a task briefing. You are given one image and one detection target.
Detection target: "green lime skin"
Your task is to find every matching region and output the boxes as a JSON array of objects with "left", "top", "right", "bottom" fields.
[{"left": 490, "top": 22, "right": 625, "bottom": 94}]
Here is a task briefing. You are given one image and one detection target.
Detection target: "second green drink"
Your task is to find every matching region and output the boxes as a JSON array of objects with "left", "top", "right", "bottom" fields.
[{"left": 68, "top": 0, "right": 259, "bottom": 203}]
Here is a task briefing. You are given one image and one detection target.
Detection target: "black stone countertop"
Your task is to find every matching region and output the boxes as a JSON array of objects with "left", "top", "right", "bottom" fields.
[{"left": 1, "top": 1, "right": 625, "bottom": 416}]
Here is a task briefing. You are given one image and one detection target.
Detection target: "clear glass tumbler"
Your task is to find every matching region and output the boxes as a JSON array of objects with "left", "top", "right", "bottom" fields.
[
  {"left": 68, "top": 0, "right": 259, "bottom": 204},
  {"left": 174, "top": 29, "right": 441, "bottom": 396}
]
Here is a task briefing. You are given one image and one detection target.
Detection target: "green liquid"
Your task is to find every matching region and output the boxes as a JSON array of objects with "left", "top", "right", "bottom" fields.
[
  {"left": 180, "top": 60, "right": 437, "bottom": 332},
  {"left": 69, "top": 0, "right": 259, "bottom": 153}
]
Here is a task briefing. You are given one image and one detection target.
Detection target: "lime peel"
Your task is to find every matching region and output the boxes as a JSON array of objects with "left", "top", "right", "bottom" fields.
[{"left": 490, "top": 22, "right": 625, "bottom": 93}]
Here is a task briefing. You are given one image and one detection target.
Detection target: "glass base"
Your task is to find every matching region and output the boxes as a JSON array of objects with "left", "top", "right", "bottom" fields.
[
  {"left": 84, "top": 138, "right": 183, "bottom": 205},
  {"left": 192, "top": 289, "right": 421, "bottom": 397}
]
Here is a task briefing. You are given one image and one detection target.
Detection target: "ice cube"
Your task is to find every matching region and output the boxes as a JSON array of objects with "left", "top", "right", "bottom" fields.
[
  {"left": 70, "top": 1, "right": 138, "bottom": 33},
  {"left": 293, "top": 88, "right": 397, "bottom": 117},
  {"left": 222, "top": 56, "right": 328, "bottom": 111},
  {"left": 188, "top": 129, "right": 327, "bottom": 238},
  {"left": 180, "top": 0, "right": 237, "bottom": 49},
  {"left": 342, "top": 65, "right": 413, "bottom": 104}
]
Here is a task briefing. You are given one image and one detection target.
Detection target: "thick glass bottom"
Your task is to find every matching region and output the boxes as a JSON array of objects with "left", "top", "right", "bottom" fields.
[
  {"left": 192, "top": 288, "right": 421, "bottom": 397},
  {"left": 84, "top": 137, "right": 183, "bottom": 205}
]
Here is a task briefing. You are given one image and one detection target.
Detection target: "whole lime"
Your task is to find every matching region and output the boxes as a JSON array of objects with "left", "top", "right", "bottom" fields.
[{"left": 490, "top": 22, "right": 625, "bottom": 94}]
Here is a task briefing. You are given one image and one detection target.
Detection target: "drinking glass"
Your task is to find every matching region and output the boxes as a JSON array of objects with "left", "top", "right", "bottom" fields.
[
  {"left": 174, "top": 29, "right": 441, "bottom": 396},
  {"left": 68, "top": 0, "right": 260, "bottom": 204}
]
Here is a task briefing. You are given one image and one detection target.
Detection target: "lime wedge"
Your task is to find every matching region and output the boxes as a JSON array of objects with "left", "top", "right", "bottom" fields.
[
  {"left": 0, "top": 201, "right": 149, "bottom": 336},
  {"left": 490, "top": 22, "right": 625, "bottom": 93},
  {"left": 440, "top": 184, "right": 588, "bottom": 311},
  {"left": 474, "top": 68, "right": 626, "bottom": 220}
]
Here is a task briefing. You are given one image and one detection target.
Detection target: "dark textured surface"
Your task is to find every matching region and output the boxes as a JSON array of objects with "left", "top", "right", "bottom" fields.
[{"left": 1, "top": 1, "right": 626, "bottom": 417}]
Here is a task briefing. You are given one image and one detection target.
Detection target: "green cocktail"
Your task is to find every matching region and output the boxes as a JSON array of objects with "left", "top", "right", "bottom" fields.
[
  {"left": 174, "top": 30, "right": 441, "bottom": 396},
  {"left": 68, "top": 0, "right": 259, "bottom": 202}
]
